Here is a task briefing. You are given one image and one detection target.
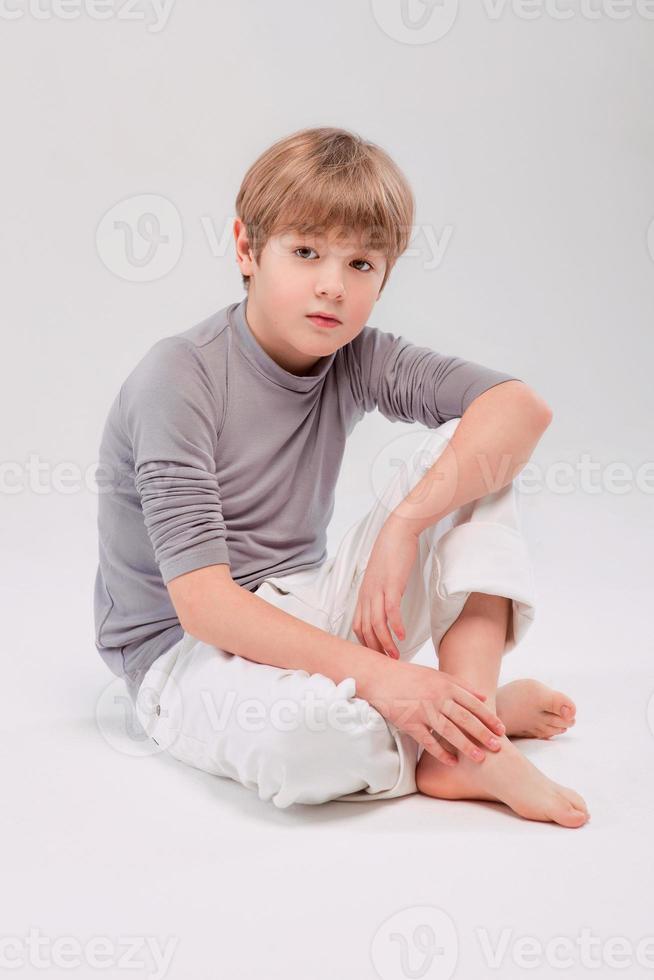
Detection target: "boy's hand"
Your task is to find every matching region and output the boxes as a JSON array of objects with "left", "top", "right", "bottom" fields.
[
  {"left": 357, "top": 657, "right": 506, "bottom": 765},
  {"left": 352, "top": 516, "right": 419, "bottom": 659}
]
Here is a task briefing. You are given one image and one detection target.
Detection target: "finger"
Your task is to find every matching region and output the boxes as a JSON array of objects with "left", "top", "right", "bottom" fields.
[
  {"left": 432, "top": 715, "right": 486, "bottom": 763},
  {"left": 385, "top": 592, "right": 406, "bottom": 644},
  {"left": 361, "top": 598, "right": 384, "bottom": 654},
  {"left": 352, "top": 601, "right": 363, "bottom": 646},
  {"left": 371, "top": 592, "right": 400, "bottom": 659},
  {"left": 443, "top": 701, "right": 503, "bottom": 751},
  {"left": 419, "top": 727, "right": 458, "bottom": 766},
  {"left": 456, "top": 690, "right": 505, "bottom": 735}
]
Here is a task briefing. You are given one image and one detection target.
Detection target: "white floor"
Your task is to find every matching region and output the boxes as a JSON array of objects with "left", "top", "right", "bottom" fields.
[{"left": 3, "top": 490, "right": 653, "bottom": 980}]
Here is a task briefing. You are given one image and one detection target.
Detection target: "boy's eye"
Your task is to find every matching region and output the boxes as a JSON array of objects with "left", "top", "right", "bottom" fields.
[{"left": 293, "top": 247, "right": 374, "bottom": 272}]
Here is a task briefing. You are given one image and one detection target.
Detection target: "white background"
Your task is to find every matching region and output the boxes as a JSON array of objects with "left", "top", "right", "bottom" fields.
[{"left": 1, "top": 1, "right": 653, "bottom": 978}]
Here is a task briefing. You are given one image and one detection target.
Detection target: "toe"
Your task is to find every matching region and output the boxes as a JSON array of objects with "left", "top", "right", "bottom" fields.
[
  {"left": 563, "top": 787, "right": 589, "bottom": 818},
  {"left": 543, "top": 724, "right": 567, "bottom": 738},
  {"left": 568, "top": 789, "right": 589, "bottom": 815},
  {"left": 552, "top": 794, "right": 589, "bottom": 827},
  {"left": 566, "top": 805, "right": 589, "bottom": 828},
  {"left": 547, "top": 690, "right": 576, "bottom": 722}
]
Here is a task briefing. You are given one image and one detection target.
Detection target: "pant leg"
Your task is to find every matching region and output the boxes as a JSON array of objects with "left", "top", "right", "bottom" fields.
[
  {"left": 134, "top": 620, "right": 402, "bottom": 809},
  {"left": 422, "top": 418, "right": 537, "bottom": 656}
]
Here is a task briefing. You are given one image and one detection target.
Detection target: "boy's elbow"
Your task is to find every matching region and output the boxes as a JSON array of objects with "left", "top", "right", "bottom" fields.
[
  {"left": 166, "top": 562, "right": 235, "bottom": 635},
  {"left": 532, "top": 392, "right": 554, "bottom": 427},
  {"left": 512, "top": 381, "right": 553, "bottom": 428}
]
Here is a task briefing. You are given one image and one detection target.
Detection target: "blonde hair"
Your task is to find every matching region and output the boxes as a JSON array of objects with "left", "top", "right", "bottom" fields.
[{"left": 234, "top": 126, "right": 415, "bottom": 295}]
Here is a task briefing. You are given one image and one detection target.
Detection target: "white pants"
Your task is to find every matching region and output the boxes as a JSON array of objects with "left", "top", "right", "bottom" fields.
[{"left": 135, "top": 418, "right": 536, "bottom": 808}]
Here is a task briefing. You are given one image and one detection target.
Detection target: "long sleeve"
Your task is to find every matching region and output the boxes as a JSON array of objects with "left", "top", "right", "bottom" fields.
[
  {"left": 119, "top": 337, "right": 230, "bottom": 585},
  {"left": 348, "top": 325, "right": 522, "bottom": 427}
]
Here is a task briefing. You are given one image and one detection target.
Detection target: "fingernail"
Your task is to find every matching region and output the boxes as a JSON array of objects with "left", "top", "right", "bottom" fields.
[
  {"left": 489, "top": 738, "right": 500, "bottom": 749},
  {"left": 473, "top": 749, "right": 484, "bottom": 760}
]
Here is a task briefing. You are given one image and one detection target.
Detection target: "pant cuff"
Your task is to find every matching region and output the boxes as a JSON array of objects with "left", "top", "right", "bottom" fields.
[{"left": 429, "top": 521, "right": 536, "bottom": 655}]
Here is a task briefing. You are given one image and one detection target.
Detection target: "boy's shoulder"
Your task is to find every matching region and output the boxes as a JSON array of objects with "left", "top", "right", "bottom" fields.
[
  {"left": 114, "top": 304, "right": 238, "bottom": 422},
  {"left": 130, "top": 304, "right": 235, "bottom": 376},
  {"left": 173, "top": 302, "right": 234, "bottom": 350}
]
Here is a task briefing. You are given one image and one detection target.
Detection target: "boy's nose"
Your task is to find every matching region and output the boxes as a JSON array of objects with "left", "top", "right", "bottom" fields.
[{"left": 316, "top": 280, "right": 344, "bottom": 300}]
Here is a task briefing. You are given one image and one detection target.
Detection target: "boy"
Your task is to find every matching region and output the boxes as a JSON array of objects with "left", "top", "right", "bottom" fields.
[{"left": 94, "top": 127, "right": 588, "bottom": 826}]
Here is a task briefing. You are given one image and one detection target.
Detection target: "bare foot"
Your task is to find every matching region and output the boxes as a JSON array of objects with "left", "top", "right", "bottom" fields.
[
  {"left": 416, "top": 734, "right": 590, "bottom": 828},
  {"left": 496, "top": 678, "right": 576, "bottom": 739}
]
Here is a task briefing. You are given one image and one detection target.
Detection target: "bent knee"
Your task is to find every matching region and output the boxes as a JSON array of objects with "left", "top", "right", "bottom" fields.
[{"left": 259, "top": 696, "right": 392, "bottom": 807}]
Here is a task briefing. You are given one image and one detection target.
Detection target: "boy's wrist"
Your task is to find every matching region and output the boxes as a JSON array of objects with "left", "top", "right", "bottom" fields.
[{"left": 347, "top": 644, "right": 397, "bottom": 700}]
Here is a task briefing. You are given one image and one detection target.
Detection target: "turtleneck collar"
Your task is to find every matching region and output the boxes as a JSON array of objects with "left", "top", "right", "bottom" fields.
[{"left": 228, "top": 296, "right": 337, "bottom": 393}]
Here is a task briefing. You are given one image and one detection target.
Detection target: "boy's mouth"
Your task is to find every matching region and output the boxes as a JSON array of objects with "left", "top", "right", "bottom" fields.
[{"left": 306, "top": 313, "right": 342, "bottom": 329}]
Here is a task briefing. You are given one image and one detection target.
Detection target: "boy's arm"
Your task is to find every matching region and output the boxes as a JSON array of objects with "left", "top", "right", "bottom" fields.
[
  {"left": 166, "top": 563, "right": 507, "bottom": 761},
  {"left": 167, "top": 563, "right": 382, "bottom": 691},
  {"left": 391, "top": 379, "right": 553, "bottom": 533}
]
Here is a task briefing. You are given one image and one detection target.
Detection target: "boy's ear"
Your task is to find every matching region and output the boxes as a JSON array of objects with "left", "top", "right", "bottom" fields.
[{"left": 233, "top": 218, "right": 255, "bottom": 276}]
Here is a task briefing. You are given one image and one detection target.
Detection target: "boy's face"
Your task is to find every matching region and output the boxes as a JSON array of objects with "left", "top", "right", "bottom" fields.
[{"left": 234, "top": 219, "right": 388, "bottom": 376}]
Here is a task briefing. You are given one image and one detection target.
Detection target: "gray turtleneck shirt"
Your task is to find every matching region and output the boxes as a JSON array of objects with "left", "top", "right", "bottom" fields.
[{"left": 93, "top": 297, "right": 521, "bottom": 693}]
